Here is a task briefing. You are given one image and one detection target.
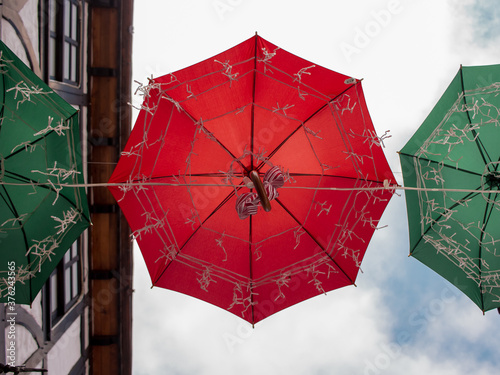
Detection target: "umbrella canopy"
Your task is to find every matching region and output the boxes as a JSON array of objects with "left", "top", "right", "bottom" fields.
[
  {"left": 400, "top": 64, "right": 500, "bottom": 312},
  {"left": 109, "top": 35, "right": 396, "bottom": 324},
  {"left": 0, "top": 41, "right": 90, "bottom": 304}
]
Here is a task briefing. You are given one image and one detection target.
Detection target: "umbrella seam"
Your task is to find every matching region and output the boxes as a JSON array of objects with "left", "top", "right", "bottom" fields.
[
  {"left": 275, "top": 198, "right": 355, "bottom": 285},
  {"left": 459, "top": 66, "right": 493, "bottom": 167},
  {"left": 399, "top": 152, "right": 484, "bottom": 178}
]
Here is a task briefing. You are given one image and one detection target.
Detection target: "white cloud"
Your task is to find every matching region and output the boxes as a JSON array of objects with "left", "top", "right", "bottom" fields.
[
  {"left": 133, "top": 274, "right": 392, "bottom": 374},
  {"left": 448, "top": 0, "right": 500, "bottom": 65}
]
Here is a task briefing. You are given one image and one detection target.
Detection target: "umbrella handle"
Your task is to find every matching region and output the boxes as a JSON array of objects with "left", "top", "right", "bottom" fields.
[{"left": 249, "top": 170, "right": 271, "bottom": 212}]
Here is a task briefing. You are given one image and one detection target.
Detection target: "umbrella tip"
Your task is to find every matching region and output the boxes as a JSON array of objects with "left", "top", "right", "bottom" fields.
[{"left": 255, "top": 31, "right": 258, "bottom": 35}]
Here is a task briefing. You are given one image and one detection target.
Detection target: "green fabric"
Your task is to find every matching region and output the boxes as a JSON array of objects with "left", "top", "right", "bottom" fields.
[
  {"left": 0, "top": 41, "right": 90, "bottom": 304},
  {"left": 400, "top": 64, "right": 500, "bottom": 312}
]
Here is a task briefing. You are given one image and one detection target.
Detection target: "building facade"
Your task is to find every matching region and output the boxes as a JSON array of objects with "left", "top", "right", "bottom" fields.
[{"left": 0, "top": 1, "right": 133, "bottom": 374}]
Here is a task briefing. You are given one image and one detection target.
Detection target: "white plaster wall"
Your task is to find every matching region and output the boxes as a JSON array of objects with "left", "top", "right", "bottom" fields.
[
  {"left": 18, "top": 0, "right": 39, "bottom": 60},
  {"left": 4, "top": 324, "right": 38, "bottom": 366},
  {"left": 28, "top": 293, "right": 43, "bottom": 328},
  {"left": 1, "top": 21, "right": 30, "bottom": 66},
  {"left": 47, "top": 317, "right": 82, "bottom": 375},
  {"left": 1, "top": 0, "right": 40, "bottom": 67}
]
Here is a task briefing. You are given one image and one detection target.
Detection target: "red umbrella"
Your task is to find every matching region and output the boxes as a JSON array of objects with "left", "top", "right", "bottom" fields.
[{"left": 109, "top": 35, "right": 396, "bottom": 324}]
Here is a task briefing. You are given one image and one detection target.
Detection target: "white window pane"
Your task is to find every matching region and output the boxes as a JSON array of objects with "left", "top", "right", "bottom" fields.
[
  {"left": 64, "top": 0, "right": 70, "bottom": 36},
  {"left": 49, "top": 37, "right": 56, "bottom": 78},
  {"left": 50, "top": 273, "right": 58, "bottom": 313},
  {"left": 64, "top": 267, "right": 71, "bottom": 303},
  {"left": 72, "top": 263, "right": 79, "bottom": 298},
  {"left": 71, "top": 242, "right": 78, "bottom": 258},
  {"left": 71, "top": 45, "right": 77, "bottom": 82},
  {"left": 49, "top": 0, "right": 57, "bottom": 32},
  {"left": 63, "top": 42, "right": 70, "bottom": 80},
  {"left": 71, "top": 4, "right": 78, "bottom": 39}
]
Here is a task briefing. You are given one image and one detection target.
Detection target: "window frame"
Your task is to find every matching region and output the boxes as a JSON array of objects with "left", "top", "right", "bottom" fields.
[
  {"left": 47, "top": 239, "right": 82, "bottom": 326},
  {"left": 40, "top": 0, "right": 83, "bottom": 88}
]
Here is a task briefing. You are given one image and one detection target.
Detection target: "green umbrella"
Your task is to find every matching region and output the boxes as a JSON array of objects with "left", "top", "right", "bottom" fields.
[
  {"left": 0, "top": 41, "right": 90, "bottom": 304},
  {"left": 400, "top": 64, "right": 500, "bottom": 313}
]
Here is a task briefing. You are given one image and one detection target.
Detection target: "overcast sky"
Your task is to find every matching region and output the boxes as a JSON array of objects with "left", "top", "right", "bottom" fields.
[{"left": 130, "top": 1, "right": 500, "bottom": 374}]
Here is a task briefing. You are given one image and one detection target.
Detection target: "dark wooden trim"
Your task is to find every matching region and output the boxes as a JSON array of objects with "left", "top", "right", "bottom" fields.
[
  {"left": 39, "top": 0, "right": 50, "bottom": 82},
  {"left": 87, "top": 1, "right": 133, "bottom": 373},
  {"left": 90, "top": 270, "right": 115, "bottom": 280},
  {"left": 89, "top": 204, "right": 117, "bottom": 214},
  {"left": 88, "top": 0, "right": 119, "bottom": 8},
  {"left": 118, "top": 3, "right": 134, "bottom": 374},
  {"left": 89, "top": 67, "right": 117, "bottom": 77},
  {"left": 91, "top": 335, "right": 119, "bottom": 345},
  {"left": 88, "top": 136, "right": 117, "bottom": 147}
]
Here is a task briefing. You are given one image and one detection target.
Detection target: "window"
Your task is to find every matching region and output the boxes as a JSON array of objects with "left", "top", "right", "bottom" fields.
[
  {"left": 48, "top": 240, "right": 81, "bottom": 324},
  {"left": 46, "top": 0, "right": 81, "bottom": 85}
]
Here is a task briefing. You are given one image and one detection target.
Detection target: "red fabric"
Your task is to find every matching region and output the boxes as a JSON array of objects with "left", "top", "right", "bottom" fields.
[{"left": 109, "top": 35, "right": 396, "bottom": 324}]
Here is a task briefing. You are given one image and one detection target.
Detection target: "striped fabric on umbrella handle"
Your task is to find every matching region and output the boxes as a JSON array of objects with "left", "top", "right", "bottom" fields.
[{"left": 236, "top": 166, "right": 284, "bottom": 220}]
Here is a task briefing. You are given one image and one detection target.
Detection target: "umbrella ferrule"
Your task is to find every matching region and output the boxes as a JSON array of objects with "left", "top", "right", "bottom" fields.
[{"left": 486, "top": 172, "right": 500, "bottom": 189}]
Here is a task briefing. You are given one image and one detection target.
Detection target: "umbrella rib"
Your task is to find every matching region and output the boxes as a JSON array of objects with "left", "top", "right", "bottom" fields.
[
  {"left": 285, "top": 173, "right": 388, "bottom": 185},
  {"left": 0, "top": 184, "right": 32, "bottom": 299},
  {"left": 477, "top": 190, "right": 499, "bottom": 310},
  {"left": 409, "top": 188, "right": 483, "bottom": 255},
  {"left": 0, "top": 184, "right": 16, "bottom": 216},
  {"left": 274, "top": 198, "right": 355, "bottom": 285},
  {"left": 249, "top": 34, "right": 259, "bottom": 325},
  {"left": 398, "top": 152, "right": 483, "bottom": 178},
  {"left": 0, "top": 73, "right": 5, "bottom": 138},
  {"left": 249, "top": 215, "right": 255, "bottom": 325},
  {"left": 152, "top": 187, "right": 241, "bottom": 285},
  {"left": 4, "top": 134, "right": 50, "bottom": 160},
  {"left": 250, "top": 34, "right": 258, "bottom": 170},
  {"left": 328, "top": 85, "right": 367, "bottom": 177},
  {"left": 161, "top": 92, "right": 250, "bottom": 174},
  {"left": 459, "top": 67, "right": 492, "bottom": 166},
  {"left": 142, "top": 172, "right": 244, "bottom": 181},
  {"left": 255, "top": 123, "right": 302, "bottom": 171},
  {"left": 202, "top": 130, "right": 250, "bottom": 174},
  {"left": 0, "top": 87, "right": 4, "bottom": 137},
  {"left": 3, "top": 170, "right": 91, "bottom": 223},
  {"left": 255, "top": 84, "right": 358, "bottom": 171}
]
